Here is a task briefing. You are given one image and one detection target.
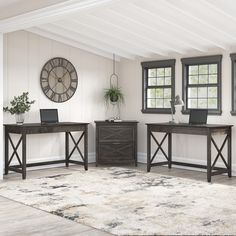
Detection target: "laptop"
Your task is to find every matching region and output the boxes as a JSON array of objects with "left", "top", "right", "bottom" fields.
[
  {"left": 40, "top": 109, "right": 59, "bottom": 124},
  {"left": 189, "top": 109, "right": 208, "bottom": 125}
]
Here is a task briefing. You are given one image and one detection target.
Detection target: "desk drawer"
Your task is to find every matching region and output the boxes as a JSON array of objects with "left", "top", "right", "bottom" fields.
[
  {"left": 98, "top": 142, "right": 134, "bottom": 163},
  {"left": 98, "top": 126, "right": 133, "bottom": 142}
]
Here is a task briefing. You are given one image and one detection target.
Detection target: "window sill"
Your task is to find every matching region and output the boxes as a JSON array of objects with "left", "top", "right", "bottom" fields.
[
  {"left": 181, "top": 109, "right": 222, "bottom": 116},
  {"left": 141, "top": 108, "right": 172, "bottom": 114}
]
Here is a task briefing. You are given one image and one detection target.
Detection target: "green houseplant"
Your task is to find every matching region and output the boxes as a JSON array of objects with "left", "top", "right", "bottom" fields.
[
  {"left": 3, "top": 92, "right": 35, "bottom": 124},
  {"left": 104, "top": 86, "right": 124, "bottom": 106}
]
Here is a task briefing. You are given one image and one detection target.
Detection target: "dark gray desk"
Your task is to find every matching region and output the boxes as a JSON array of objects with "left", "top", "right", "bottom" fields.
[
  {"left": 146, "top": 123, "right": 233, "bottom": 182},
  {"left": 4, "top": 122, "right": 89, "bottom": 179}
]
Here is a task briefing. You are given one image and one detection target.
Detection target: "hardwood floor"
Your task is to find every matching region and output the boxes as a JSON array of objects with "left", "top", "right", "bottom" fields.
[{"left": 0, "top": 163, "right": 235, "bottom": 236}]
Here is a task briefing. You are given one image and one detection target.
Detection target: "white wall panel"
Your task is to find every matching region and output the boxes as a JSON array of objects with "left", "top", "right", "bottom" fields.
[
  {"left": 3, "top": 30, "right": 111, "bottom": 166},
  {"left": 0, "top": 33, "right": 3, "bottom": 179}
]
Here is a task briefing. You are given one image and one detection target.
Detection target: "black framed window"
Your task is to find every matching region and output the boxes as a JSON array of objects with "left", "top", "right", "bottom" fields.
[
  {"left": 141, "top": 59, "right": 175, "bottom": 114},
  {"left": 181, "top": 55, "right": 222, "bottom": 115},
  {"left": 230, "top": 53, "right": 236, "bottom": 115}
]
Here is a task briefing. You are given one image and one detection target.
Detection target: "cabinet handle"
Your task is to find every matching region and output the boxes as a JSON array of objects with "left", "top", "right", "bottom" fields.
[{"left": 113, "top": 142, "right": 121, "bottom": 145}]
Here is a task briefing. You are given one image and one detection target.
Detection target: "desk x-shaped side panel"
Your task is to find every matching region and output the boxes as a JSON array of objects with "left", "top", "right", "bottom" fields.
[
  {"left": 65, "top": 131, "right": 87, "bottom": 169},
  {"left": 4, "top": 123, "right": 89, "bottom": 179},
  {"left": 147, "top": 124, "right": 232, "bottom": 182}
]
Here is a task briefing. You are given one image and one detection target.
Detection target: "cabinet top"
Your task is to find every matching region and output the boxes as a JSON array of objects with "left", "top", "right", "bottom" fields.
[{"left": 94, "top": 120, "right": 138, "bottom": 124}]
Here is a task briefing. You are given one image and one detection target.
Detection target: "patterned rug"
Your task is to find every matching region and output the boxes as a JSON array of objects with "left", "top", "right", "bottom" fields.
[{"left": 0, "top": 167, "right": 236, "bottom": 235}]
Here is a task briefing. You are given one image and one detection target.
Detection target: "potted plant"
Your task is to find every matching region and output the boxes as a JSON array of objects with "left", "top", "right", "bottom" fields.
[
  {"left": 104, "top": 86, "right": 124, "bottom": 106},
  {"left": 3, "top": 92, "right": 35, "bottom": 125}
]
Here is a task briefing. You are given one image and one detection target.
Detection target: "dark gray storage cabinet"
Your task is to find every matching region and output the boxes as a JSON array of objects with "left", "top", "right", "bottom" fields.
[{"left": 95, "top": 121, "right": 138, "bottom": 165}]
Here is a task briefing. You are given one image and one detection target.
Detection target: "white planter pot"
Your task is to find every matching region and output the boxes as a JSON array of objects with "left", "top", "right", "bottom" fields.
[{"left": 15, "top": 113, "right": 25, "bottom": 125}]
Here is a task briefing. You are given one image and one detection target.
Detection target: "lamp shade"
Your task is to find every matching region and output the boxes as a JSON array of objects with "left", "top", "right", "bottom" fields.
[{"left": 174, "top": 95, "right": 184, "bottom": 106}]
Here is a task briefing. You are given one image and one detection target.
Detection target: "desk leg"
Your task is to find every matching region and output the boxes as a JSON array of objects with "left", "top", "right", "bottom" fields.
[
  {"left": 207, "top": 133, "right": 211, "bottom": 182},
  {"left": 65, "top": 132, "right": 69, "bottom": 167},
  {"left": 147, "top": 127, "right": 151, "bottom": 172},
  {"left": 22, "top": 134, "right": 26, "bottom": 180},
  {"left": 228, "top": 128, "right": 232, "bottom": 178},
  {"left": 84, "top": 126, "right": 88, "bottom": 171},
  {"left": 168, "top": 133, "right": 172, "bottom": 169},
  {"left": 5, "top": 130, "right": 9, "bottom": 175}
]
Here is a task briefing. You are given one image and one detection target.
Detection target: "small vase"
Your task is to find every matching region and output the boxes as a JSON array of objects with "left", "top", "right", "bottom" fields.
[{"left": 15, "top": 113, "right": 25, "bottom": 125}]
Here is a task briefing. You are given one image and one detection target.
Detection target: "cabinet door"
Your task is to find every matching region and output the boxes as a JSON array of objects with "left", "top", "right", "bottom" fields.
[
  {"left": 98, "top": 126, "right": 133, "bottom": 142},
  {"left": 98, "top": 142, "right": 134, "bottom": 163}
]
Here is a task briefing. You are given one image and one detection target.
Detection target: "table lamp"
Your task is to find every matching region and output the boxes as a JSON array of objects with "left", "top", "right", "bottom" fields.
[{"left": 169, "top": 95, "right": 184, "bottom": 123}]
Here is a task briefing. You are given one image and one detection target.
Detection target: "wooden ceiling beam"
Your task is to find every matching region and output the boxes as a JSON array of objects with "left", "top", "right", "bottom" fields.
[
  {"left": 52, "top": 21, "right": 153, "bottom": 58},
  {"left": 27, "top": 27, "right": 122, "bottom": 60},
  {"left": 0, "top": 0, "right": 118, "bottom": 33},
  {"left": 37, "top": 24, "right": 136, "bottom": 59}
]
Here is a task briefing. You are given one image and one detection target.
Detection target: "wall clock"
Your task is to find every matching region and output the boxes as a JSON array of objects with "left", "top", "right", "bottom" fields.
[{"left": 40, "top": 57, "right": 78, "bottom": 103}]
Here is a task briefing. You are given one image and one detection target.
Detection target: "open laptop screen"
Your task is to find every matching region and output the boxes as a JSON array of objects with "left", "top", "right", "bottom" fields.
[
  {"left": 40, "top": 109, "right": 58, "bottom": 123},
  {"left": 189, "top": 109, "right": 208, "bottom": 125}
]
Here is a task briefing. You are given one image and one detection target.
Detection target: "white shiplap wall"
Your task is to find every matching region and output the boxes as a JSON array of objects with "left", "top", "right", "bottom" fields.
[
  {"left": 3, "top": 30, "right": 113, "bottom": 169},
  {"left": 0, "top": 33, "right": 3, "bottom": 179}
]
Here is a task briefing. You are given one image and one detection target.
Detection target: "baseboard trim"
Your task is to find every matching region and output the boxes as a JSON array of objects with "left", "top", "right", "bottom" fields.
[{"left": 137, "top": 152, "right": 236, "bottom": 176}]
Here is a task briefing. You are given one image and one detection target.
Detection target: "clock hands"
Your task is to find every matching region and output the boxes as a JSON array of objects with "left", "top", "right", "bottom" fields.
[
  {"left": 51, "top": 81, "right": 59, "bottom": 90},
  {"left": 51, "top": 70, "right": 60, "bottom": 80},
  {"left": 61, "top": 81, "right": 68, "bottom": 90},
  {"left": 51, "top": 80, "right": 68, "bottom": 92},
  {"left": 61, "top": 70, "right": 69, "bottom": 80}
]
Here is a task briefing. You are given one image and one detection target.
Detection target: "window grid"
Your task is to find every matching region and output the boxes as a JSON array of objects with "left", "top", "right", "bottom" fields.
[
  {"left": 147, "top": 67, "right": 172, "bottom": 109},
  {"left": 181, "top": 55, "right": 222, "bottom": 115},
  {"left": 141, "top": 59, "right": 175, "bottom": 114},
  {"left": 187, "top": 64, "right": 218, "bottom": 110}
]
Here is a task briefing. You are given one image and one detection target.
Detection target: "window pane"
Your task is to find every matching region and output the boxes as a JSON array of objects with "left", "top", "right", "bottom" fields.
[
  {"left": 156, "top": 99, "right": 163, "bottom": 108},
  {"left": 164, "top": 88, "right": 171, "bottom": 98},
  {"left": 209, "top": 64, "right": 217, "bottom": 74},
  {"left": 199, "top": 75, "right": 208, "bottom": 84},
  {"left": 198, "top": 87, "right": 207, "bottom": 98},
  {"left": 199, "top": 65, "right": 208, "bottom": 74},
  {"left": 208, "top": 98, "right": 217, "bottom": 109},
  {"left": 165, "top": 67, "right": 171, "bottom": 76},
  {"left": 189, "top": 65, "right": 198, "bottom": 75},
  {"left": 148, "top": 77, "right": 156, "bottom": 86},
  {"left": 209, "top": 75, "right": 217, "bottom": 84},
  {"left": 164, "top": 99, "right": 171, "bottom": 108},
  {"left": 157, "top": 77, "right": 164, "bottom": 85},
  {"left": 147, "top": 89, "right": 156, "bottom": 98},
  {"left": 188, "top": 87, "right": 198, "bottom": 98},
  {"left": 148, "top": 69, "right": 156, "bottom": 77},
  {"left": 198, "top": 99, "right": 207, "bottom": 108},
  {"left": 188, "top": 99, "right": 197, "bottom": 108},
  {"left": 208, "top": 87, "right": 217, "bottom": 98},
  {"left": 165, "top": 77, "right": 171, "bottom": 85},
  {"left": 147, "top": 99, "right": 156, "bottom": 108},
  {"left": 143, "top": 60, "right": 175, "bottom": 113},
  {"left": 156, "top": 88, "right": 164, "bottom": 98},
  {"left": 189, "top": 75, "right": 198, "bottom": 84},
  {"left": 183, "top": 58, "right": 221, "bottom": 114},
  {"left": 157, "top": 68, "right": 164, "bottom": 77}
]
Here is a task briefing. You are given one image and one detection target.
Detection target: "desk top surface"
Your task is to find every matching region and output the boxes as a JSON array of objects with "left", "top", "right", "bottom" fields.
[
  {"left": 4, "top": 122, "right": 89, "bottom": 128},
  {"left": 146, "top": 122, "right": 233, "bottom": 128}
]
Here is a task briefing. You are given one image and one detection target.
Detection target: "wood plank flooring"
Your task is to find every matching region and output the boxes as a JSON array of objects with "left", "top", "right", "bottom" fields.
[{"left": 0, "top": 163, "right": 235, "bottom": 236}]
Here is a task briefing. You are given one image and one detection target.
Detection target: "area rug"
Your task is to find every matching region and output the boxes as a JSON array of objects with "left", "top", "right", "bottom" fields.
[{"left": 0, "top": 167, "right": 236, "bottom": 235}]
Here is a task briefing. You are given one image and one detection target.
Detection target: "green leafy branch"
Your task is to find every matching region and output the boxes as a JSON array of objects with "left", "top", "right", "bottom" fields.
[{"left": 3, "top": 92, "right": 35, "bottom": 115}]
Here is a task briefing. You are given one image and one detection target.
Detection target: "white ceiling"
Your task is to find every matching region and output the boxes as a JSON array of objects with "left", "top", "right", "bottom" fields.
[
  {"left": 0, "top": 0, "right": 70, "bottom": 20},
  {"left": 1, "top": 0, "right": 236, "bottom": 60}
]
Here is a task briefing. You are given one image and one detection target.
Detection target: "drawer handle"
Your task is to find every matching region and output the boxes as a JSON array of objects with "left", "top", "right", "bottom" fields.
[{"left": 113, "top": 142, "right": 121, "bottom": 145}]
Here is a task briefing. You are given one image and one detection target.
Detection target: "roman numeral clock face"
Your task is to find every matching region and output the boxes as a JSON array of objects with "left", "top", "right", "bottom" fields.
[{"left": 40, "top": 57, "right": 78, "bottom": 103}]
